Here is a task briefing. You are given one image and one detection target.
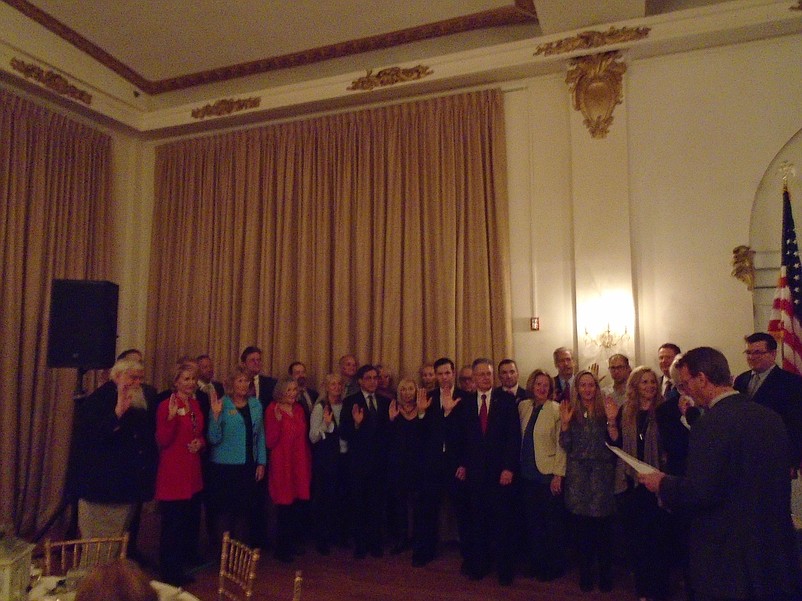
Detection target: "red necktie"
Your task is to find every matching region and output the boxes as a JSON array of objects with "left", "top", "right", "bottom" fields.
[{"left": 479, "top": 393, "right": 488, "bottom": 434}]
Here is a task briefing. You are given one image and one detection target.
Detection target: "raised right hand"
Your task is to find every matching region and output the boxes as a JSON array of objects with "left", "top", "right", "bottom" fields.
[
  {"left": 559, "top": 399, "right": 574, "bottom": 428},
  {"left": 210, "top": 392, "right": 223, "bottom": 418},
  {"left": 352, "top": 403, "right": 364, "bottom": 426}
]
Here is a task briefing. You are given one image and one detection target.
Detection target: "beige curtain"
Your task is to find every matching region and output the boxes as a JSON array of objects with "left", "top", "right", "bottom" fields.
[
  {"left": 0, "top": 89, "right": 113, "bottom": 536},
  {"left": 148, "top": 89, "right": 511, "bottom": 390}
]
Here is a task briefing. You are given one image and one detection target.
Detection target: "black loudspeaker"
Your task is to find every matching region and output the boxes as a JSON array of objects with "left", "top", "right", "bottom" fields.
[{"left": 47, "top": 279, "right": 119, "bottom": 369}]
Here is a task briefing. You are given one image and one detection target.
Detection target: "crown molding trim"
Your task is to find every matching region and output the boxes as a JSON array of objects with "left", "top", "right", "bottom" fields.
[{"left": 0, "top": 0, "right": 537, "bottom": 95}]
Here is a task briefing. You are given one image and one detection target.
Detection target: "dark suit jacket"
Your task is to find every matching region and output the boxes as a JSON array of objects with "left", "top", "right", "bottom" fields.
[
  {"left": 734, "top": 366, "right": 802, "bottom": 466},
  {"left": 655, "top": 388, "right": 690, "bottom": 476},
  {"left": 339, "top": 390, "right": 392, "bottom": 477},
  {"left": 427, "top": 387, "right": 469, "bottom": 475},
  {"left": 256, "top": 374, "right": 278, "bottom": 412},
  {"left": 659, "top": 393, "right": 801, "bottom": 599},
  {"left": 554, "top": 376, "right": 572, "bottom": 402},
  {"left": 453, "top": 389, "right": 521, "bottom": 487},
  {"left": 493, "top": 385, "right": 531, "bottom": 404}
]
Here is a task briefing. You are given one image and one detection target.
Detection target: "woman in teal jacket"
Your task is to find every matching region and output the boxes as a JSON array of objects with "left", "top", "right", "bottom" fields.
[{"left": 207, "top": 365, "right": 267, "bottom": 546}]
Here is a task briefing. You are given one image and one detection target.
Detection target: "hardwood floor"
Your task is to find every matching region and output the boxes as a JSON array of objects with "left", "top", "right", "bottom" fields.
[
  {"left": 132, "top": 505, "right": 684, "bottom": 601},
  {"left": 168, "top": 542, "right": 660, "bottom": 601}
]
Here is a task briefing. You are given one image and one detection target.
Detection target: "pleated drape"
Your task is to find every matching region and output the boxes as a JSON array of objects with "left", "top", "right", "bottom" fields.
[
  {"left": 0, "top": 89, "right": 112, "bottom": 535},
  {"left": 148, "top": 89, "right": 512, "bottom": 390}
]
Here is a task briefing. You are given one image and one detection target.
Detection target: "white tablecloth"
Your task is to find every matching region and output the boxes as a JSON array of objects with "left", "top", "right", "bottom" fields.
[{"left": 29, "top": 575, "right": 200, "bottom": 601}]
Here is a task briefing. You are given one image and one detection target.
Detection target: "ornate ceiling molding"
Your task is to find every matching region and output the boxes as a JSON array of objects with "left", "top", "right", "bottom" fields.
[
  {"left": 347, "top": 65, "right": 434, "bottom": 91},
  {"left": 1, "top": 0, "right": 536, "bottom": 95},
  {"left": 566, "top": 51, "right": 626, "bottom": 139},
  {"left": 9, "top": 57, "right": 92, "bottom": 104},
  {"left": 191, "top": 97, "right": 261, "bottom": 120},
  {"left": 534, "top": 25, "right": 650, "bottom": 57}
]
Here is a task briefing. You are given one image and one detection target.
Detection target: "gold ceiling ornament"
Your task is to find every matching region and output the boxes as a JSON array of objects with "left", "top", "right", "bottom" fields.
[
  {"left": 9, "top": 57, "right": 92, "bottom": 105},
  {"left": 731, "top": 245, "right": 756, "bottom": 291},
  {"left": 566, "top": 51, "right": 626, "bottom": 139},
  {"left": 534, "top": 26, "right": 650, "bottom": 57},
  {"left": 347, "top": 65, "right": 433, "bottom": 91},
  {"left": 190, "top": 96, "right": 261, "bottom": 120}
]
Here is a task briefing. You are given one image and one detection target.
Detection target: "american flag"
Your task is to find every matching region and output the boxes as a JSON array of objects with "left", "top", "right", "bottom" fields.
[{"left": 768, "top": 185, "right": 802, "bottom": 375}]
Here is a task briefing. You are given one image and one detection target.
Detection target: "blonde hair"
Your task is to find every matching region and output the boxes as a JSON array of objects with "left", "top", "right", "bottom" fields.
[
  {"left": 570, "top": 370, "right": 605, "bottom": 423},
  {"left": 622, "top": 366, "right": 663, "bottom": 430}
]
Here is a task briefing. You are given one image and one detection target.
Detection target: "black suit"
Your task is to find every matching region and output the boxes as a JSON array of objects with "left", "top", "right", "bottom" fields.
[
  {"left": 493, "top": 385, "right": 531, "bottom": 404},
  {"left": 340, "top": 390, "right": 392, "bottom": 555},
  {"left": 659, "top": 393, "right": 802, "bottom": 600},
  {"left": 554, "top": 376, "right": 572, "bottom": 402},
  {"left": 452, "top": 389, "right": 520, "bottom": 581},
  {"left": 255, "top": 374, "right": 277, "bottom": 411},
  {"left": 734, "top": 365, "right": 802, "bottom": 468}
]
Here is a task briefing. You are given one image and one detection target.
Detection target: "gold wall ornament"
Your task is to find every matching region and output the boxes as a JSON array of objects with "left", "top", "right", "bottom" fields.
[
  {"left": 190, "top": 96, "right": 261, "bottom": 120},
  {"left": 566, "top": 51, "right": 626, "bottom": 139},
  {"left": 534, "top": 26, "right": 650, "bottom": 57},
  {"left": 347, "top": 65, "right": 433, "bottom": 91},
  {"left": 731, "top": 245, "right": 756, "bottom": 291},
  {"left": 9, "top": 57, "right": 92, "bottom": 105}
]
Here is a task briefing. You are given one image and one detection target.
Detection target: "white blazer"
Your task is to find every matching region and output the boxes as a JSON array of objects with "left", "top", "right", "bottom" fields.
[{"left": 518, "top": 399, "right": 566, "bottom": 477}]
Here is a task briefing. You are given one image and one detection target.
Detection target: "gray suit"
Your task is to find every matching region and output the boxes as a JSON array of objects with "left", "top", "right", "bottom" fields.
[{"left": 659, "top": 392, "right": 801, "bottom": 599}]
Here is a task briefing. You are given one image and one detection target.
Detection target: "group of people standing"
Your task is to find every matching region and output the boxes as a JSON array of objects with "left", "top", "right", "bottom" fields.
[{"left": 69, "top": 335, "right": 802, "bottom": 600}]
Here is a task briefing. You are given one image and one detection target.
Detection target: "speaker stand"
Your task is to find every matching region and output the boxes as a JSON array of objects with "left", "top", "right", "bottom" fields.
[{"left": 74, "top": 367, "right": 88, "bottom": 398}]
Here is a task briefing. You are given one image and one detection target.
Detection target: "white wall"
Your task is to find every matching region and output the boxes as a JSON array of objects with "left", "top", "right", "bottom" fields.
[{"left": 505, "top": 32, "right": 802, "bottom": 379}]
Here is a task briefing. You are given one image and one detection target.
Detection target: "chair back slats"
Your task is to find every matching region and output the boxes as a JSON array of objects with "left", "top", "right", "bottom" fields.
[
  {"left": 43, "top": 533, "right": 129, "bottom": 576},
  {"left": 292, "top": 570, "right": 302, "bottom": 601},
  {"left": 218, "top": 532, "right": 260, "bottom": 601}
]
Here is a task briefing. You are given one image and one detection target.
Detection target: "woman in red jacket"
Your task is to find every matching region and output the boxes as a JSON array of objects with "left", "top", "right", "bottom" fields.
[
  {"left": 155, "top": 361, "right": 206, "bottom": 585},
  {"left": 265, "top": 377, "right": 312, "bottom": 562}
]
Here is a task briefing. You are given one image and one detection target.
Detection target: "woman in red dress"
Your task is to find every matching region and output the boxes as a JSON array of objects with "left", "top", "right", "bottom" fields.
[
  {"left": 265, "top": 377, "right": 312, "bottom": 562},
  {"left": 155, "top": 361, "right": 205, "bottom": 585}
]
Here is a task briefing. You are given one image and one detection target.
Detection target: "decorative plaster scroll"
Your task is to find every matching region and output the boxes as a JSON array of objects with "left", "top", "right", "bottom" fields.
[
  {"left": 534, "top": 26, "right": 650, "bottom": 56},
  {"left": 347, "top": 65, "right": 433, "bottom": 91},
  {"left": 9, "top": 57, "right": 92, "bottom": 105},
  {"left": 731, "top": 245, "right": 756, "bottom": 291},
  {"left": 190, "top": 97, "right": 261, "bottom": 120},
  {"left": 566, "top": 51, "right": 626, "bottom": 139}
]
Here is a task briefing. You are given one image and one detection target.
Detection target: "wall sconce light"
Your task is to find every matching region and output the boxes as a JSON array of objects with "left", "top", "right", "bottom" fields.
[
  {"left": 566, "top": 50, "right": 626, "bottom": 139},
  {"left": 584, "top": 324, "right": 630, "bottom": 350}
]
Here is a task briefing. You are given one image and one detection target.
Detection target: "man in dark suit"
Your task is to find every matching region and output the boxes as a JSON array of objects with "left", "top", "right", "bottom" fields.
[
  {"left": 734, "top": 332, "right": 802, "bottom": 473},
  {"left": 288, "top": 361, "right": 318, "bottom": 422},
  {"left": 495, "top": 358, "right": 531, "bottom": 403},
  {"left": 640, "top": 347, "right": 802, "bottom": 601},
  {"left": 425, "top": 357, "right": 469, "bottom": 566},
  {"left": 197, "top": 354, "right": 225, "bottom": 399},
  {"left": 553, "top": 347, "right": 574, "bottom": 402},
  {"left": 657, "top": 342, "right": 681, "bottom": 396},
  {"left": 339, "top": 364, "right": 391, "bottom": 558},
  {"left": 241, "top": 346, "right": 277, "bottom": 412},
  {"left": 452, "top": 358, "right": 520, "bottom": 585}
]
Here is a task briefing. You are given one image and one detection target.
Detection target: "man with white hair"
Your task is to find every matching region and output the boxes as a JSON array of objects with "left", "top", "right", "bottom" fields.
[{"left": 73, "top": 356, "right": 158, "bottom": 538}]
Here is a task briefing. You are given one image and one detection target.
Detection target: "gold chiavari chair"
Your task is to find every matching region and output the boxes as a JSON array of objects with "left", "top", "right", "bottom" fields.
[
  {"left": 218, "top": 531, "right": 260, "bottom": 601},
  {"left": 43, "top": 532, "right": 129, "bottom": 576},
  {"left": 292, "top": 570, "right": 302, "bottom": 601}
]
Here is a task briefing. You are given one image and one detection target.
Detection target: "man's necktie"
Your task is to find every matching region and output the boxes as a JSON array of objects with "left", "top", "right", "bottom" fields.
[
  {"left": 367, "top": 394, "right": 376, "bottom": 413},
  {"left": 248, "top": 377, "right": 256, "bottom": 398},
  {"left": 479, "top": 393, "right": 488, "bottom": 434},
  {"left": 747, "top": 372, "right": 760, "bottom": 399},
  {"left": 562, "top": 381, "right": 570, "bottom": 402}
]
